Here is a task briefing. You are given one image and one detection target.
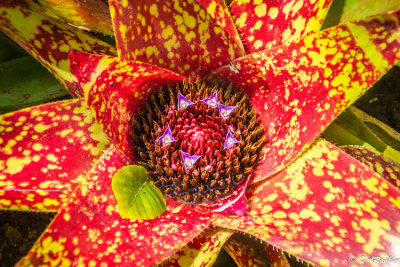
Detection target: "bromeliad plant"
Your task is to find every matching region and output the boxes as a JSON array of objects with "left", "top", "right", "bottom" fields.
[{"left": 1, "top": 0, "right": 400, "bottom": 266}]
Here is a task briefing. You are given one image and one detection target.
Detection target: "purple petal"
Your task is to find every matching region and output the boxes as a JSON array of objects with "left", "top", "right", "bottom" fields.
[
  {"left": 218, "top": 104, "right": 237, "bottom": 119},
  {"left": 156, "top": 125, "right": 175, "bottom": 146},
  {"left": 224, "top": 130, "right": 239, "bottom": 149},
  {"left": 201, "top": 91, "right": 218, "bottom": 108},
  {"left": 181, "top": 151, "right": 201, "bottom": 171},
  {"left": 178, "top": 93, "right": 194, "bottom": 110}
]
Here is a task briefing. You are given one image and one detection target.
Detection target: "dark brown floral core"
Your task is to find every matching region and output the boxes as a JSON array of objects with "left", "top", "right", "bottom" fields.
[{"left": 132, "top": 81, "right": 264, "bottom": 204}]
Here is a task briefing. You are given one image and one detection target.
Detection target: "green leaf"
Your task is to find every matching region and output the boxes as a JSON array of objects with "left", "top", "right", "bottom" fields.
[
  {"left": 0, "top": 56, "right": 68, "bottom": 113},
  {"left": 322, "top": 0, "right": 400, "bottom": 29},
  {"left": 0, "top": 33, "right": 27, "bottom": 63},
  {"left": 322, "top": 107, "right": 400, "bottom": 164},
  {"left": 112, "top": 165, "right": 166, "bottom": 220}
]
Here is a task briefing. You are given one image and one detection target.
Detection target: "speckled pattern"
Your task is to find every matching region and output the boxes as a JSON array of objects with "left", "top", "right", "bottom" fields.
[
  {"left": 163, "top": 226, "right": 233, "bottom": 266},
  {"left": 19, "top": 146, "right": 217, "bottom": 266},
  {"left": 109, "top": 0, "right": 245, "bottom": 77},
  {"left": 0, "top": 0, "right": 116, "bottom": 97},
  {"left": 342, "top": 145, "right": 400, "bottom": 189},
  {"left": 37, "top": 0, "right": 113, "bottom": 35},
  {"left": 213, "top": 139, "right": 400, "bottom": 266},
  {"left": 0, "top": 99, "right": 110, "bottom": 211},
  {"left": 210, "top": 11, "right": 400, "bottom": 182},
  {"left": 229, "top": 0, "right": 332, "bottom": 53},
  {"left": 1, "top": 0, "right": 400, "bottom": 266},
  {"left": 223, "top": 233, "right": 272, "bottom": 267},
  {"left": 69, "top": 51, "right": 185, "bottom": 162}
]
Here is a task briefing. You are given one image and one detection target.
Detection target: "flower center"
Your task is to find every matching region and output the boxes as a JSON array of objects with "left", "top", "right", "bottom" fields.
[{"left": 132, "top": 81, "right": 264, "bottom": 204}]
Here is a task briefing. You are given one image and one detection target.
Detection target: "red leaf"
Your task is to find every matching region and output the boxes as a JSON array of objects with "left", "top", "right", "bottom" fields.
[
  {"left": 229, "top": 0, "right": 332, "bottom": 53},
  {"left": 19, "top": 146, "right": 216, "bottom": 266},
  {"left": 342, "top": 145, "right": 400, "bottom": 190},
  {"left": 109, "top": 0, "right": 244, "bottom": 77},
  {"left": 162, "top": 227, "right": 233, "bottom": 266},
  {"left": 69, "top": 51, "right": 185, "bottom": 162},
  {"left": 0, "top": 0, "right": 116, "bottom": 97},
  {"left": 0, "top": 99, "right": 110, "bottom": 211},
  {"left": 209, "top": 11, "right": 400, "bottom": 182},
  {"left": 213, "top": 139, "right": 400, "bottom": 266}
]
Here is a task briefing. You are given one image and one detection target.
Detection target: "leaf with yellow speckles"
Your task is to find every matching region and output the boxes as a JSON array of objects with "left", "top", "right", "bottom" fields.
[
  {"left": 209, "top": 10, "right": 400, "bottom": 183},
  {"left": 223, "top": 232, "right": 274, "bottom": 267},
  {"left": 69, "top": 50, "right": 185, "bottom": 162},
  {"left": 0, "top": 99, "right": 110, "bottom": 212},
  {"left": 0, "top": 0, "right": 116, "bottom": 97},
  {"left": 19, "top": 146, "right": 217, "bottom": 266},
  {"left": 112, "top": 165, "right": 166, "bottom": 220},
  {"left": 109, "top": 0, "right": 244, "bottom": 77},
  {"left": 37, "top": 0, "right": 113, "bottom": 35},
  {"left": 0, "top": 56, "right": 68, "bottom": 114},
  {"left": 323, "top": 0, "right": 400, "bottom": 29},
  {"left": 229, "top": 0, "right": 332, "bottom": 53},
  {"left": 212, "top": 139, "right": 400, "bottom": 266},
  {"left": 6, "top": 1, "right": 400, "bottom": 266},
  {"left": 341, "top": 145, "right": 400, "bottom": 189},
  {"left": 162, "top": 227, "right": 233, "bottom": 266}
]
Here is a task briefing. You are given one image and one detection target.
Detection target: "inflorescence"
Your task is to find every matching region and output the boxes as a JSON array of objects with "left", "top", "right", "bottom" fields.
[{"left": 132, "top": 81, "right": 264, "bottom": 204}]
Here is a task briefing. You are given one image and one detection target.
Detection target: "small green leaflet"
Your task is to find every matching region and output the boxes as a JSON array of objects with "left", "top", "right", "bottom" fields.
[{"left": 112, "top": 165, "right": 166, "bottom": 220}]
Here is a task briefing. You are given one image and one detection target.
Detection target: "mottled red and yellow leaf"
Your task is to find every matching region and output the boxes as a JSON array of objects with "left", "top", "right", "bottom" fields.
[
  {"left": 229, "top": 0, "right": 332, "bottom": 53},
  {"left": 69, "top": 51, "right": 185, "bottom": 162},
  {"left": 37, "top": 0, "right": 113, "bottom": 35},
  {"left": 109, "top": 0, "right": 244, "bottom": 77},
  {"left": 213, "top": 139, "right": 400, "bottom": 266},
  {"left": 341, "top": 145, "right": 400, "bottom": 190},
  {"left": 162, "top": 227, "right": 233, "bottom": 266},
  {"left": 0, "top": 99, "right": 110, "bottom": 211},
  {"left": 223, "top": 232, "right": 274, "bottom": 267},
  {"left": 209, "top": 11, "right": 400, "bottom": 182},
  {"left": 0, "top": 0, "right": 116, "bottom": 97},
  {"left": 19, "top": 146, "right": 216, "bottom": 266}
]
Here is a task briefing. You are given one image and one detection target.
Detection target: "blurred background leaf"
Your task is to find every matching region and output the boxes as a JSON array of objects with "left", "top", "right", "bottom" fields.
[
  {"left": 35, "top": 0, "right": 114, "bottom": 35},
  {"left": 0, "top": 33, "right": 27, "bottom": 63},
  {"left": 322, "top": 0, "right": 400, "bottom": 29},
  {"left": 0, "top": 56, "right": 68, "bottom": 114}
]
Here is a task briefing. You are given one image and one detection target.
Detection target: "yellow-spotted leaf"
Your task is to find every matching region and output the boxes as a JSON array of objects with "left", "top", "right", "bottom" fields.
[
  {"left": 229, "top": 0, "right": 332, "bottom": 52},
  {"left": 37, "top": 0, "right": 113, "bottom": 35},
  {"left": 162, "top": 227, "right": 233, "bottom": 266},
  {"left": 109, "top": 0, "right": 244, "bottom": 77},
  {"left": 69, "top": 51, "right": 185, "bottom": 162},
  {"left": 112, "top": 165, "right": 166, "bottom": 220},
  {"left": 341, "top": 145, "right": 400, "bottom": 189},
  {"left": 212, "top": 139, "right": 400, "bottom": 266},
  {"left": 0, "top": 99, "right": 110, "bottom": 212},
  {"left": 210, "top": 10, "right": 400, "bottom": 183},
  {"left": 0, "top": 0, "right": 116, "bottom": 97},
  {"left": 20, "top": 146, "right": 217, "bottom": 266}
]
